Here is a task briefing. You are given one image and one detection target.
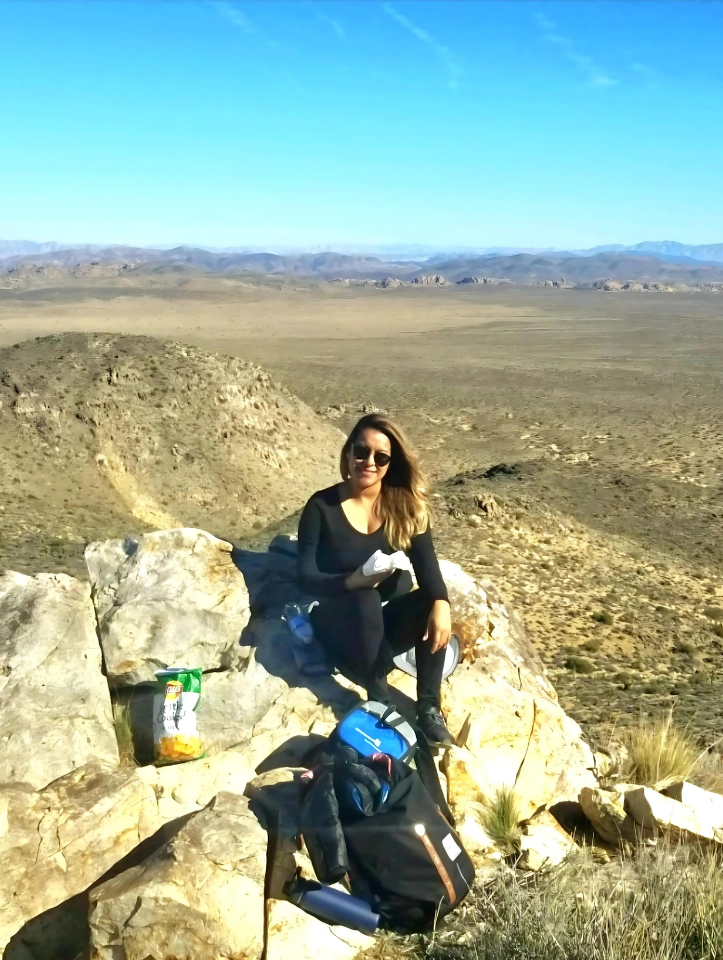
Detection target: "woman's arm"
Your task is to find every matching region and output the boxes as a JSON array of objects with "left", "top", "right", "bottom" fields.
[
  {"left": 297, "top": 498, "right": 350, "bottom": 597},
  {"left": 408, "top": 527, "right": 449, "bottom": 603},
  {"left": 411, "top": 527, "right": 451, "bottom": 653}
]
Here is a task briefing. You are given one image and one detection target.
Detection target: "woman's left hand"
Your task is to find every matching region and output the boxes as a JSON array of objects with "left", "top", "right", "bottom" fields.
[{"left": 424, "top": 599, "right": 451, "bottom": 654}]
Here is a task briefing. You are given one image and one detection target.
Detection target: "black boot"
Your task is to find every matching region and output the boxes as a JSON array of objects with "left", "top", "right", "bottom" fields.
[{"left": 417, "top": 703, "right": 455, "bottom": 747}]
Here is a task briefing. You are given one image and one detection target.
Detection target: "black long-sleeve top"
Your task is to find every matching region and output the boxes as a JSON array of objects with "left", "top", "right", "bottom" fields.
[{"left": 297, "top": 485, "right": 449, "bottom": 603}]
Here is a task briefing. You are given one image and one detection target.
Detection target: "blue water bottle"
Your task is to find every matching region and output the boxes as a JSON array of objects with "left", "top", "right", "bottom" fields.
[
  {"left": 282, "top": 603, "right": 330, "bottom": 678},
  {"left": 284, "top": 873, "right": 380, "bottom": 935}
]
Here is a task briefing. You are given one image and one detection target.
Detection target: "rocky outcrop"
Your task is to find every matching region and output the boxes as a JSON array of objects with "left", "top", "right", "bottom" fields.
[
  {"left": 89, "top": 792, "right": 268, "bottom": 960},
  {"left": 0, "top": 571, "right": 118, "bottom": 790},
  {"left": 86, "top": 528, "right": 252, "bottom": 685},
  {"left": 0, "top": 763, "right": 159, "bottom": 956},
  {"left": 579, "top": 786, "right": 645, "bottom": 846},
  {"left": 1, "top": 526, "right": 608, "bottom": 955},
  {"left": 624, "top": 786, "right": 723, "bottom": 843},
  {"left": 519, "top": 809, "right": 576, "bottom": 872},
  {"left": 412, "top": 274, "right": 446, "bottom": 285}
]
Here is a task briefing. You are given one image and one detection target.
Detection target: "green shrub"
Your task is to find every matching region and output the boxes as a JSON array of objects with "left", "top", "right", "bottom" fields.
[
  {"left": 703, "top": 606, "right": 723, "bottom": 621},
  {"left": 582, "top": 636, "right": 603, "bottom": 653},
  {"left": 565, "top": 655, "right": 596, "bottom": 675},
  {"left": 674, "top": 638, "right": 697, "bottom": 655},
  {"left": 592, "top": 611, "right": 615, "bottom": 625},
  {"left": 712, "top": 623, "right": 723, "bottom": 638},
  {"left": 481, "top": 787, "right": 521, "bottom": 854}
]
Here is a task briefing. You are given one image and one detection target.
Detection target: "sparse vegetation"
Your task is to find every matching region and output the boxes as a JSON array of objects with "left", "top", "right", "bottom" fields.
[
  {"left": 565, "top": 656, "right": 596, "bottom": 675},
  {"left": 592, "top": 611, "right": 615, "bottom": 625},
  {"left": 582, "top": 636, "right": 603, "bottom": 653},
  {"left": 703, "top": 606, "right": 723, "bottom": 621},
  {"left": 620, "top": 716, "right": 698, "bottom": 789},
  {"left": 418, "top": 843, "right": 723, "bottom": 960},
  {"left": 481, "top": 787, "right": 521, "bottom": 854},
  {"left": 674, "top": 638, "right": 697, "bottom": 655},
  {"left": 112, "top": 702, "right": 137, "bottom": 766}
]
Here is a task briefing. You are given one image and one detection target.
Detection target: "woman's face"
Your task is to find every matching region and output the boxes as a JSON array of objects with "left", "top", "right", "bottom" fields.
[{"left": 348, "top": 427, "right": 392, "bottom": 490}]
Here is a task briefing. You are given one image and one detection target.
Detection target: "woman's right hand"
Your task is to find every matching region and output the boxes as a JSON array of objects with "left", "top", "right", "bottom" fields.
[{"left": 345, "top": 565, "right": 394, "bottom": 591}]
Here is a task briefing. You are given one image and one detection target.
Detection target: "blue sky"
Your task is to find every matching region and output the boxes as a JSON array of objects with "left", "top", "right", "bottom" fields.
[{"left": 2, "top": 0, "right": 722, "bottom": 249}]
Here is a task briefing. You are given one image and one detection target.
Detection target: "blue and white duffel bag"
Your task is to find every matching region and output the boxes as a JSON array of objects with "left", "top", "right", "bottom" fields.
[{"left": 335, "top": 701, "right": 418, "bottom": 763}]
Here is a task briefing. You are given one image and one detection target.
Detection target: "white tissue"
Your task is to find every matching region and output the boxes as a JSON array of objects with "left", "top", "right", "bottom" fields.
[{"left": 362, "top": 549, "right": 412, "bottom": 577}]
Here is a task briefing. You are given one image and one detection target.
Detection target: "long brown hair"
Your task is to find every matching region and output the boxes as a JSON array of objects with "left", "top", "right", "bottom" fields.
[{"left": 340, "top": 413, "right": 430, "bottom": 550}]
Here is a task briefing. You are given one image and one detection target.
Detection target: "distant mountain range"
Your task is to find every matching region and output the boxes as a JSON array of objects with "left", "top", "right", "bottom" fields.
[
  {"left": 3, "top": 238, "right": 723, "bottom": 264},
  {"left": 2, "top": 240, "right": 723, "bottom": 285}
]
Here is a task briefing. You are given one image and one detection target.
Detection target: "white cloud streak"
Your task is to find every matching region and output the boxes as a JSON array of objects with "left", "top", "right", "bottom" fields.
[
  {"left": 535, "top": 11, "right": 617, "bottom": 89},
  {"left": 381, "top": 2, "right": 462, "bottom": 90},
  {"left": 310, "top": 3, "right": 346, "bottom": 39},
  {"left": 212, "top": 2, "right": 278, "bottom": 48}
]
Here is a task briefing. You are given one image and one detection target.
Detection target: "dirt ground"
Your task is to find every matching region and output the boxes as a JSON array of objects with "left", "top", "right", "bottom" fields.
[{"left": 1, "top": 275, "right": 722, "bottom": 748}]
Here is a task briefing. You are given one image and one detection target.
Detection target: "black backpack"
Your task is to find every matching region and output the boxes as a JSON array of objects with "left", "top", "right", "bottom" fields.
[
  {"left": 300, "top": 745, "right": 475, "bottom": 934},
  {"left": 343, "top": 757, "right": 475, "bottom": 933}
]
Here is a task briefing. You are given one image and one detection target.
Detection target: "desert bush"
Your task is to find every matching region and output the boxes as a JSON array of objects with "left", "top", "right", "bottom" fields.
[
  {"left": 703, "top": 606, "right": 723, "bottom": 621},
  {"left": 565, "top": 656, "right": 596, "bottom": 675},
  {"left": 712, "top": 623, "right": 723, "bottom": 638},
  {"left": 112, "top": 702, "right": 137, "bottom": 766},
  {"left": 592, "top": 611, "right": 615, "bottom": 626},
  {"left": 673, "top": 638, "right": 697, "bottom": 655},
  {"left": 620, "top": 716, "right": 697, "bottom": 789},
  {"left": 582, "top": 636, "right": 603, "bottom": 653},
  {"left": 481, "top": 787, "right": 521, "bottom": 854},
  {"left": 419, "top": 842, "right": 723, "bottom": 960}
]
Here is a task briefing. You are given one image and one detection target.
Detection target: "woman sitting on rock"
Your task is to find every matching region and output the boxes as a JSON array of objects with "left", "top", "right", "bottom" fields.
[{"left": 297, "top": 413, "right": 454, "bottom": 746}]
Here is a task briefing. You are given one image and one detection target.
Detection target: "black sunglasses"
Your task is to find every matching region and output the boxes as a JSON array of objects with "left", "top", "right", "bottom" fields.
[{"left": 352, "top": 443, "right": 391, "bottom": 467}]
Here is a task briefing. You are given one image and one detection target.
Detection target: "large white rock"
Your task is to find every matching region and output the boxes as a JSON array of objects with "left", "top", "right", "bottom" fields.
[
  {"left": 89, "top": 792, "right": 267, "bottom": 960},
  {"left": 199, "top": 649, "right": 289, "bottom": 754},
  {"left": 519, "top": 809, "right": 576, "bottom": 872},
  {"left": 0, "top": 571, "right": 118, "bottom": 790},
  {"left": 624, "top": 786, "right": 723, "bottom": 843},
  {"left": 664, "top": 781, "right": 723, "bottom": 829},
  {"left": 0, "top": 763, "right": 160, "bottom": 958},
  {"left": 442, "top": 663, "right": 595, "bottom": 820},
  {"left": 86, "top": 528, "right": 252, "bottom": 685},
  {"left": 266, "top": 899, "right": 374, "bottom": 960}
]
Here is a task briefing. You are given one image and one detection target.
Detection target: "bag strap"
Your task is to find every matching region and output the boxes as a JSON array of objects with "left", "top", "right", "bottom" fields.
[{"left": 414, "top": 732, "right": 455, "bottom": 827}]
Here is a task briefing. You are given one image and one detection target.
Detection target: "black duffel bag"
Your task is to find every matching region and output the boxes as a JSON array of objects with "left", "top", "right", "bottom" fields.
[{"left": 343, "top": 756, "right": 475, "bottom": 933}]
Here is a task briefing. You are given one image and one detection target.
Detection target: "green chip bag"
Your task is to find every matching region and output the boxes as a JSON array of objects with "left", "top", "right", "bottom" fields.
[{"left": 153, "top": 666, "right": 205, "bottom": 764}]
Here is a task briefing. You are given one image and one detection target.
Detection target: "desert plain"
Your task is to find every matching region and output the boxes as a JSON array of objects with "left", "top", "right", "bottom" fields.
[{"left": 1, "top": 272, "right": 722, "bottom": 752}]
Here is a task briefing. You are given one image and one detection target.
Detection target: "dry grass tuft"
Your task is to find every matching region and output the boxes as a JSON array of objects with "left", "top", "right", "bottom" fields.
[
  {"left": 112, "top": 701, "right": 137, "bottom": 766},
  {"left": 419, "top": 841, "right": 723, "bottom": 960},
  {"left": 481, "top": 787, "right": 522, "bottom": 853},
  {"left": 620, "top": 715, "right": 697, "bottom": 789}
]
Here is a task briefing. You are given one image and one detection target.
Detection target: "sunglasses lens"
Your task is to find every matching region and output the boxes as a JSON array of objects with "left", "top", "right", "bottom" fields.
[{"left": 352, "top": 444, "right": 391, "bottom": 467}]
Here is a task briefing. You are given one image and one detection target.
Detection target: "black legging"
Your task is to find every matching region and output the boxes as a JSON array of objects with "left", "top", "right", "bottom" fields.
[{"left": 310, "top": 588, "right": 446, "bottom": 708}]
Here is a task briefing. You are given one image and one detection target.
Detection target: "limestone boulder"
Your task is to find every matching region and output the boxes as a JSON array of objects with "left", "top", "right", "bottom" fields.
[
  {"left": 519, "top": 809, "right": 576, "bottom": 872},
  {"left": 0, "top": 571, "right": 118, "bottom": 791},
  {"left": 624, "top": 786, "right": 723, "bottom": 843},
  {"left": 579, "top": 786, "right": 644, "bottom": 847},
  {"left": 664, "top": 781, "right": 723, "bottom": 829},
  {"left": 442, "top": 662, "right": 596, "bottom": 819},
  {"left": 89, "top": 792, "right": 267, "bottom": 960},
  {"left": 198, "top": 652, "right": 289, "bottom": 752},
  {"left": 0, "top": 763, "right": 160, "bottom": 957},
  {"left": 266, "top": 899, "right": 374, "bottom": 960},
  {"left": 86, "top": 528, "right": 252, "bottom": 685}
]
